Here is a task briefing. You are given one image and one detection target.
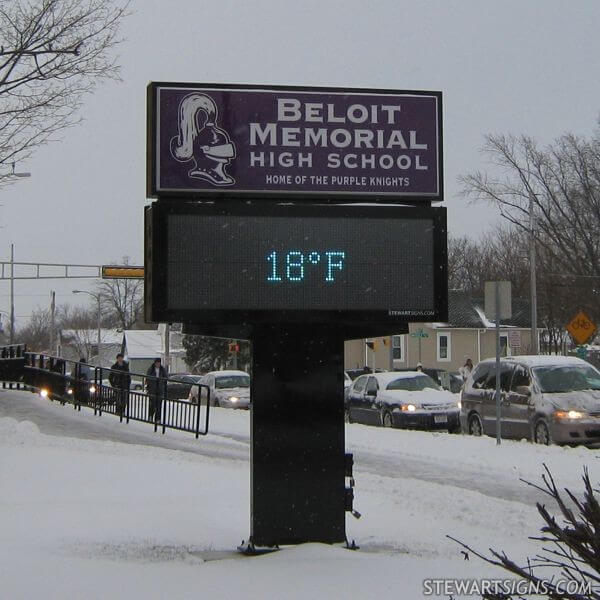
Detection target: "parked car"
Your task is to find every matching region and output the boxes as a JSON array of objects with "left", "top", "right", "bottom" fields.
[
  {"left": 395, "top": 367, "right": 463, "bottom": 393},
  {"left": 189, "top": 370, "right": 251, "bottom": 409},
  {"left": 345, "top": 371, "right": 460, "bottom": 431},
  {"left": 166, "top": 373, "right": 204, "bottom": 400},
  {"left": 460, "top": 356, "right": 600, "bottom": 445}
]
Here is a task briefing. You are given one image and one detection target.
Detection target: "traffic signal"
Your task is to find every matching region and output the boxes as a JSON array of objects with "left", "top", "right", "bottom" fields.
[{"left": 229, "top": 342, "right": 240, "bottom": 353}]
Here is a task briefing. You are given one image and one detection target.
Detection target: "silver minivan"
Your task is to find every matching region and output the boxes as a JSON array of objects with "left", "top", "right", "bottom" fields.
[{"left": 460, "top": 356, "right": 600, "bottom": 445}]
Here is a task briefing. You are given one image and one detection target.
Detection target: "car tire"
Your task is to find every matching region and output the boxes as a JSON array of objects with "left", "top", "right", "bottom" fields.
[
  {"left": 382, "top": 411, "right": 394, "bottom": 428},
  {"left": 534, "top": 419, "right": 552, "bottom": 445},
  {"left": 468, "top": 413, "right": 483, "bottom": 436}
]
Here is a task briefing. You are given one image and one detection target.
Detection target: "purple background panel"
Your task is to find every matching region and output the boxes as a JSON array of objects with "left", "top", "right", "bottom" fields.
[{"left": 150, "top": 83, "right": 442, "bottom": 200}]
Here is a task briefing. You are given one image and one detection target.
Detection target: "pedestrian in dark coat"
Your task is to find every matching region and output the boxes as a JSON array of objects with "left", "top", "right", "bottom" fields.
[
  {"left": 146, "top": 358, "right": 167, "bottom": 422},
  {"left": 109, "top": 353, "right": 131, "bottom": 415}
]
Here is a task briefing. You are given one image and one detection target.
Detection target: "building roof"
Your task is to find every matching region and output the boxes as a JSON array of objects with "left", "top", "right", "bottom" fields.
[
  {"left": 61, "top": 328, "right": 123, "bottom": 345},
  {"left": 441, "top": 291, "right": 532, "bottom": 329},
  {"left": 123, "top": 329, "right": 184, "bottom": 359}
]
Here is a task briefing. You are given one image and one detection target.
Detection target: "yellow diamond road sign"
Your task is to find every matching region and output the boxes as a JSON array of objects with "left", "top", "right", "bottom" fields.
[{"left": 566, "top": 311, "right": 597, "bottom": 345}]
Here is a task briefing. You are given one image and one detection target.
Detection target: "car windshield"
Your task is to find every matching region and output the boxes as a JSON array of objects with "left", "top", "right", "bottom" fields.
[
  {"left": 533, "top": 365, "right": 600, "bottom": 393},
  {"left": 215, "top": 375, "right": 250, "bottom": 389},
  {"left": 386, "top": 374, "right": 442, "bottom": 392}
]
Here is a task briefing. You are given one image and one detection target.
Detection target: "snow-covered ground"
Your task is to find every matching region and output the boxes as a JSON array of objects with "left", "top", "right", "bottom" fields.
[{"left": 1, "top": 388, "right": 599, "bottom": 599}]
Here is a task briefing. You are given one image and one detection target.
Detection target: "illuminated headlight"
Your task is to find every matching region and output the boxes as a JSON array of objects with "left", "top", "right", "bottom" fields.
[
  {"left": 401, "top": 404, "right": 417, "bottom": 412},
  {"left": 67, "top": 388, "right": 73, "bottom": 395},
  {"left": 229, "top": 396, "right": 239, "bottom": 403},
  {"left": 555, "top": 410, "right": 585, "bottom": 419},
  {"left": 40, "top": 388, "right": 49, "bottom": 398},
  {"left": 89, "top": 385, "right": 96, "bottom": 394}
]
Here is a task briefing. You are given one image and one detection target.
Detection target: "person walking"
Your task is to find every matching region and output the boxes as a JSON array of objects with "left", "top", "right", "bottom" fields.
[
  {"left": 71, "top": 357, "right": 91, "bottom": 406},
  {"left": 109, "top": 353, "right": 131, "bottom": 416},
  {"left": 146, "top": 358, "right": 167, "bottom": 423},
  {"left": 459, "top": 358, "right": 474, "bottom": 381}
]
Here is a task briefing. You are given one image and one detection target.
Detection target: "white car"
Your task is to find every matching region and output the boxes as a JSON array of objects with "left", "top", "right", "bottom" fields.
[
  {"left": 345, "top": 371, "right": 460, "bottom": 431},
  {"left": 189, "top": 370, "right": 251, "bottom": 409}
]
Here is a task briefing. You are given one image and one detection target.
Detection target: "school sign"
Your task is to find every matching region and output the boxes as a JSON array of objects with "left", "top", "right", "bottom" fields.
[{"left": 147, "top": 83, "right": 443, "bottom": 201}]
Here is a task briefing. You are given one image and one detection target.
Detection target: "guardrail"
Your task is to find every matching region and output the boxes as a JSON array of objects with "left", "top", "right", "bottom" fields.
[{"left": 0, "top": 345, "right": 210, "bottom": 438}]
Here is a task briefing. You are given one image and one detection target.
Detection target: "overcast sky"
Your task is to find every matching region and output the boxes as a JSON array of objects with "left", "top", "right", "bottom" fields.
[{"left": 2, "top": 0, "right": 600, "bottom": 326}]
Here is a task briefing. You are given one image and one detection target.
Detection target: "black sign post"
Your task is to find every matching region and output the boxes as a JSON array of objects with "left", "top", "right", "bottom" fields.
[{"left": 145, "top": 82, "right": 446, "bottom": 549}]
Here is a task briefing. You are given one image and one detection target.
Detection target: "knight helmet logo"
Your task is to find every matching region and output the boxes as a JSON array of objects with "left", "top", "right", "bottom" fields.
[{"left": 170, "top": 93, "right": 236, "bottom": 186}]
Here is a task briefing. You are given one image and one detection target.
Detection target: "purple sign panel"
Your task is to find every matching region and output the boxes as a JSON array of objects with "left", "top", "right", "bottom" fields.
[{"left": 147, "top": 83, "right": 443, "bottom": 201}]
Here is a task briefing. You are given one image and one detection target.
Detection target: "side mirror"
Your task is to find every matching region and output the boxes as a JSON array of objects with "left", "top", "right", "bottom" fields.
[{"left": 514, "top": 385, "right": 531, "bottom": 397}]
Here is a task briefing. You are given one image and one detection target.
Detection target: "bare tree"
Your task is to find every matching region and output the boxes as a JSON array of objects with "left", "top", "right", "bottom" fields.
[
  {"left": 15, "top": 306, "right": 51, "bottom": 351},
  {"left": 460, "top": 131, "right": 600, "bottom": 326},
  {"left": 0, "top": 0, "right": 129, "bottom": 180},
  {"left": 451, "top": 466, "right": 600, "bottom": 599},
  {"left": 96, "top": 257, "right": 143, "bottom": 329}
]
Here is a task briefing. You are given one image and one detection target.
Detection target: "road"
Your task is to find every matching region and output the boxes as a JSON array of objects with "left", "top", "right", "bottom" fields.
[{"left": 0, "top": 388, "right": 570, "bottom": 507}]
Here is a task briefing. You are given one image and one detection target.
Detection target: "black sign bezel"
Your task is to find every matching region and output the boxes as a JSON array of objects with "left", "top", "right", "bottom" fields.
[
  {"left": 145, "top": 200, "right": 448, "bottom": 326},
  {"left": 147, "top": 82, "right": 444, "bottom": 203}
]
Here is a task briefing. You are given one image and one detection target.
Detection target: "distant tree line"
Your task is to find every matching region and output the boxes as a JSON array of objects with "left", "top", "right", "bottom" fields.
[{"left": 454, "top": 121, "right": 600, "bottom": 353}]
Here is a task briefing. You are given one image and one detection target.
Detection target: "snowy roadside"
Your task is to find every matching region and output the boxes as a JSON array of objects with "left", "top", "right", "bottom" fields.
[
  {"left": 0, "top": 415, "right": 542, "bottom": 600},
  {"left": 1, "top": 390, "right": 599, "bottom": 598}
]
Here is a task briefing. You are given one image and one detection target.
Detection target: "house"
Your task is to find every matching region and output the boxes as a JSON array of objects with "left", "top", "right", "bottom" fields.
[
  {"left": 344, "top": 291, "right": 536, "bottom": 372},
  {"left": 122, "top": 326, "right": 187, "bottom": 374}
]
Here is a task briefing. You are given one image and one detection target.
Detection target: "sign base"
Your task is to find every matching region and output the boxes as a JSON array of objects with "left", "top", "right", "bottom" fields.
[{"left": 250, "top": 324, "right": 347, "bottom": 546}]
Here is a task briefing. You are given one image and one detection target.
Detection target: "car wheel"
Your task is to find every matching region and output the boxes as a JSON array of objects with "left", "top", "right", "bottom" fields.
[
  {"left": 382, "top": 411, "right": 394, "bottom": 428},
  {"left": 468, "top": 413, "right": 483, "bottom": 436},
  {"left": 534, "top": 419, "right": 551, "bottom": 445}
]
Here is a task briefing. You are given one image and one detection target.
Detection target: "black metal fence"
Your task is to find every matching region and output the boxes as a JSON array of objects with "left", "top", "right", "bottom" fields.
[{"left": 0, "top": 345, "right": 210, "bottom": 438}]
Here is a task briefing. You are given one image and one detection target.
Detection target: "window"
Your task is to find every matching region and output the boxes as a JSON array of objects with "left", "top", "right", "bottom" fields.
[
  {"left": 485, "top": 364, "right": 514, "bottom": 392},
  {"left": 500, "top": 334, "right": 510, "bottom": 357},
  {"left": 511, "top": 365, "right": 530, "bottom": 390},
  {"left": 392, "top": 335, "right": 404, "bottom": 361},
  {"left": 387, "top": 374, "right": 441, "bottom": 392},
  {"left": 353, "top": 376, "right": 367, "bottom": 393},
  {"left": 437, "top": 332, "right": 451, "bottom": 362},
  {"left": 471, "top": 364, "right": 492, "bottom": 389},
  {"left": 365, "top": 377, "right": 379, "bottom": 395}
]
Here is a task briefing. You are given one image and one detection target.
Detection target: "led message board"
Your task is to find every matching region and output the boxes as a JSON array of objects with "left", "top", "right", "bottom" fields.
[
  {"left": 145, "top": 202, "right": 447, "bottom": 325},
  {"left": 147, "top": 83, "right": 443, "bottom": 201}
]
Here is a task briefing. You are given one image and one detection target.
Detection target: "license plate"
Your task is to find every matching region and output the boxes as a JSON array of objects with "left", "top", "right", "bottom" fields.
[{"left": 434, "top": 415, "right": 448, "bottom": 424}]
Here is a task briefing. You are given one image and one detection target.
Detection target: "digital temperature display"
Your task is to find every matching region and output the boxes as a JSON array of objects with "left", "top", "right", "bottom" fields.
[
  {"left": 266, "top": 251, "right": 346, "bottom": 282},
  {"left": 145, "top": 203, "right": 447, "bottom": 324}
]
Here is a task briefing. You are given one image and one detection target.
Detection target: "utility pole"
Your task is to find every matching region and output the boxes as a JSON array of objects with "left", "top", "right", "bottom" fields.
[
  {"left": 164, "top": 323, "right": 170, "bottom": 374},
  {"left": 9, "top": 243, "right": 14, "bottom": 345},
  {"left": 529, "top": 192, "right": 538, "bottom": 354},
  {"left": 495, "top": 282, "right": 501, "bottom": 446},
  {"left": 49, "top": 291, "right": 56, "bottom": 354},
  {"left": 96, "top": 294, "right": 101, "bottom": 360}
]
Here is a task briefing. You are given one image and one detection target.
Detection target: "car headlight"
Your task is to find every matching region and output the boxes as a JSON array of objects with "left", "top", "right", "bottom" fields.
[
  {"left": 67, "top": 388, "right": 73, "bottom": 395},
  {"left": 401, "top": 404, "right": 416, "bottom": 412},
  {"left": 555, "top": 410, "right": 585, "bottom": 419},
  {"left": 40, "top": 388, "right": 49, "bottom": 398},
  {"left": 229, "top": 396, "right": 239, "bottom": 403},
  {"left": 89, "top": 385, "right": 96, "bottom": 394}
]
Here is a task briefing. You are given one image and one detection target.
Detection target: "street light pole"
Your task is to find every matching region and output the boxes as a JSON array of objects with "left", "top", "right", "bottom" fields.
[{"left": 529, "top": 192, "right": 538, "bottom": 354}]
